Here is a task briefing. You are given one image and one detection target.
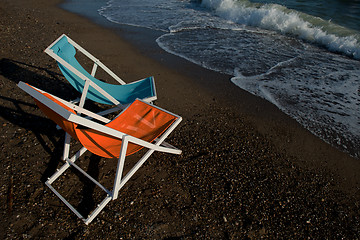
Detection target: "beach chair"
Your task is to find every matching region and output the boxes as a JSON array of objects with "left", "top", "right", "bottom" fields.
[
  {"left": 18, "top": 81, "right": 181, "bottom": 224},
  {"left": 44, "top": 34, "right": 157, "bottom": 115}
]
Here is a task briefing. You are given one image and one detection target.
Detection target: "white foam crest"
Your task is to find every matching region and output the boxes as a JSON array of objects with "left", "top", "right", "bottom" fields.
[{"left": 201, "top": 0, "right": 360, "bottom": 59}]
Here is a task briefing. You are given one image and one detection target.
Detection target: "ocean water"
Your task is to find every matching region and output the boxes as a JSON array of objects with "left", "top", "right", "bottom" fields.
[{"left": 65, "top": 0, "right": 360, "bottom": 158}]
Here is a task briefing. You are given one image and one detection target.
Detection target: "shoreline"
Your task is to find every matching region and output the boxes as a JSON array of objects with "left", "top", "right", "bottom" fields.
[
  {"left": 1, "top": 0, "right": 359, "bottom": 238},
  {"left": 69, "top": 0, "right": 360, "bottom": 160},
  {"left": 61, "top": 0, "right": 360, "bottom": 185}
]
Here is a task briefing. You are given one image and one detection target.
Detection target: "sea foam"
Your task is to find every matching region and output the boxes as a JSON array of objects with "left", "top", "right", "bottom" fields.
[{"left": 201, "top": 0, "right": 360, "bottom": 59}]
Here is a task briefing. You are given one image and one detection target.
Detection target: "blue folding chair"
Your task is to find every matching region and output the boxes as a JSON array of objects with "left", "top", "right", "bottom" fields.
[{"left": 45, "top": 34, "right": 157, "bottom": 113}]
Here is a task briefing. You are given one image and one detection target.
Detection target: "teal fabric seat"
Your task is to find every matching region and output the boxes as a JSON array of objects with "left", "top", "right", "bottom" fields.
[{"left": 49, "top": 35, "right": 156, "bottom": 105}]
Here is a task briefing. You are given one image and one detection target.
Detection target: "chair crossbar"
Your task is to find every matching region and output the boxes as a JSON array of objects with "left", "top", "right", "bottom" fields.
[
  {"left": 46, "top": 161, "right": 71, "bottom": 185},
  {"left": 65, "top": 159, "right": 112, "bottom": 196},
  {"left": 46, "top": 181, "right": 112, "bottom": 225},
  {"left": 85, "top": 196, "right": 112, "bottom": 225},
  {"left": 48, "top": 145, "right": 87, "bottom": 185},
  {"left": 46, "top": 182, "right": 86, "bottom": 220},
  {"left": 114, "top": 148, "right": 156, "bottom": 198},
  {"left": 46, "top": 142, "right": 113, "bottom": 224},
  {"left": 91, "top": 62, "right": 98, "bottom": 77}
]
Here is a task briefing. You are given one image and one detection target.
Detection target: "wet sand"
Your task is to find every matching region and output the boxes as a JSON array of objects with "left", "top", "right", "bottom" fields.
[{"left": 0, "top": 0, "right": 359, "bottom": 238}]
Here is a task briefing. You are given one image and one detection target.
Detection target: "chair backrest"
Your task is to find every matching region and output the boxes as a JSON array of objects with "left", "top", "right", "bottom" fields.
[
  {"left": 49, "top": 36, "right": 155, "bottom": 105},
  {"left": 22, "top": 83, "right": 178, "bottom": 158}
]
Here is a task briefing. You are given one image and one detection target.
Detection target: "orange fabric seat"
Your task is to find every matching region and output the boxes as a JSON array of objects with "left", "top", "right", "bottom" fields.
[
  {"left": 76, "top": 100, "right": 177, "bottom": 158},
  {"left": 32, "top": 86, "right": 177, "bottom": 158}
]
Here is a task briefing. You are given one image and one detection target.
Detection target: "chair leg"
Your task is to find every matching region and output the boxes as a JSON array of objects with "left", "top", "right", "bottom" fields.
[
  {"left": 84, "top": 195, "right": 112, "bottom": 225},
  {"left": 111, "top": 136, "right": 173, "bottom": 200},
  {"left": 46, "top": 145, "right": 87, "bottom": 185},
  {"left": 115, "top": 149, "right": 155, "bottom": 196},
  {"left": 46, "top": 180, "right": 112, "bottom": 225},
  {"left": 112, "top": 137, "right": 128, "bottom": 200},
  {"left": 111, "top": 137, "right": 156, "bottom": 200},
  {"left": 45, "top": 146, "right": 113, "bottom": 224},
  {"left": 63, "top": 133, "right": 71, "bottom": 160}
]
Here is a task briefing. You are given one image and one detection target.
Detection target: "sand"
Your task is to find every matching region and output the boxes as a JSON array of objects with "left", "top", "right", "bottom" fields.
[{"left": 0, "top": 0, "right": 359, "bottom": 238}]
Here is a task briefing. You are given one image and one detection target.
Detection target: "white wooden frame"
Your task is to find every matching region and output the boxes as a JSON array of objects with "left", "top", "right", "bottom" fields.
[
  {"left": 44, "top": 34, "right": 157, "bottom": 112},
  {"left": 18, "top": 81, "right": 181, "bottom": 225}
]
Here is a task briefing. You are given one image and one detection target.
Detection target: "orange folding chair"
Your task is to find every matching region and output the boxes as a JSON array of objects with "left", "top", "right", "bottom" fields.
[{"left": 18, "top": 81, "right": 182, "bottom": 224}]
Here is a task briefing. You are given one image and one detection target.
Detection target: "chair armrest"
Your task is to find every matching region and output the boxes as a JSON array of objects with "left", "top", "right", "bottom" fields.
[{"left": 127, "top": 135, "right": 182, "bottom": 155}]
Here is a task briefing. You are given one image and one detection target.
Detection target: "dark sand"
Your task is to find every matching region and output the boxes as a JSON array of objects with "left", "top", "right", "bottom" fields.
[{"left": 1, "top": 0, "right": 359, "bottom": 239}]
